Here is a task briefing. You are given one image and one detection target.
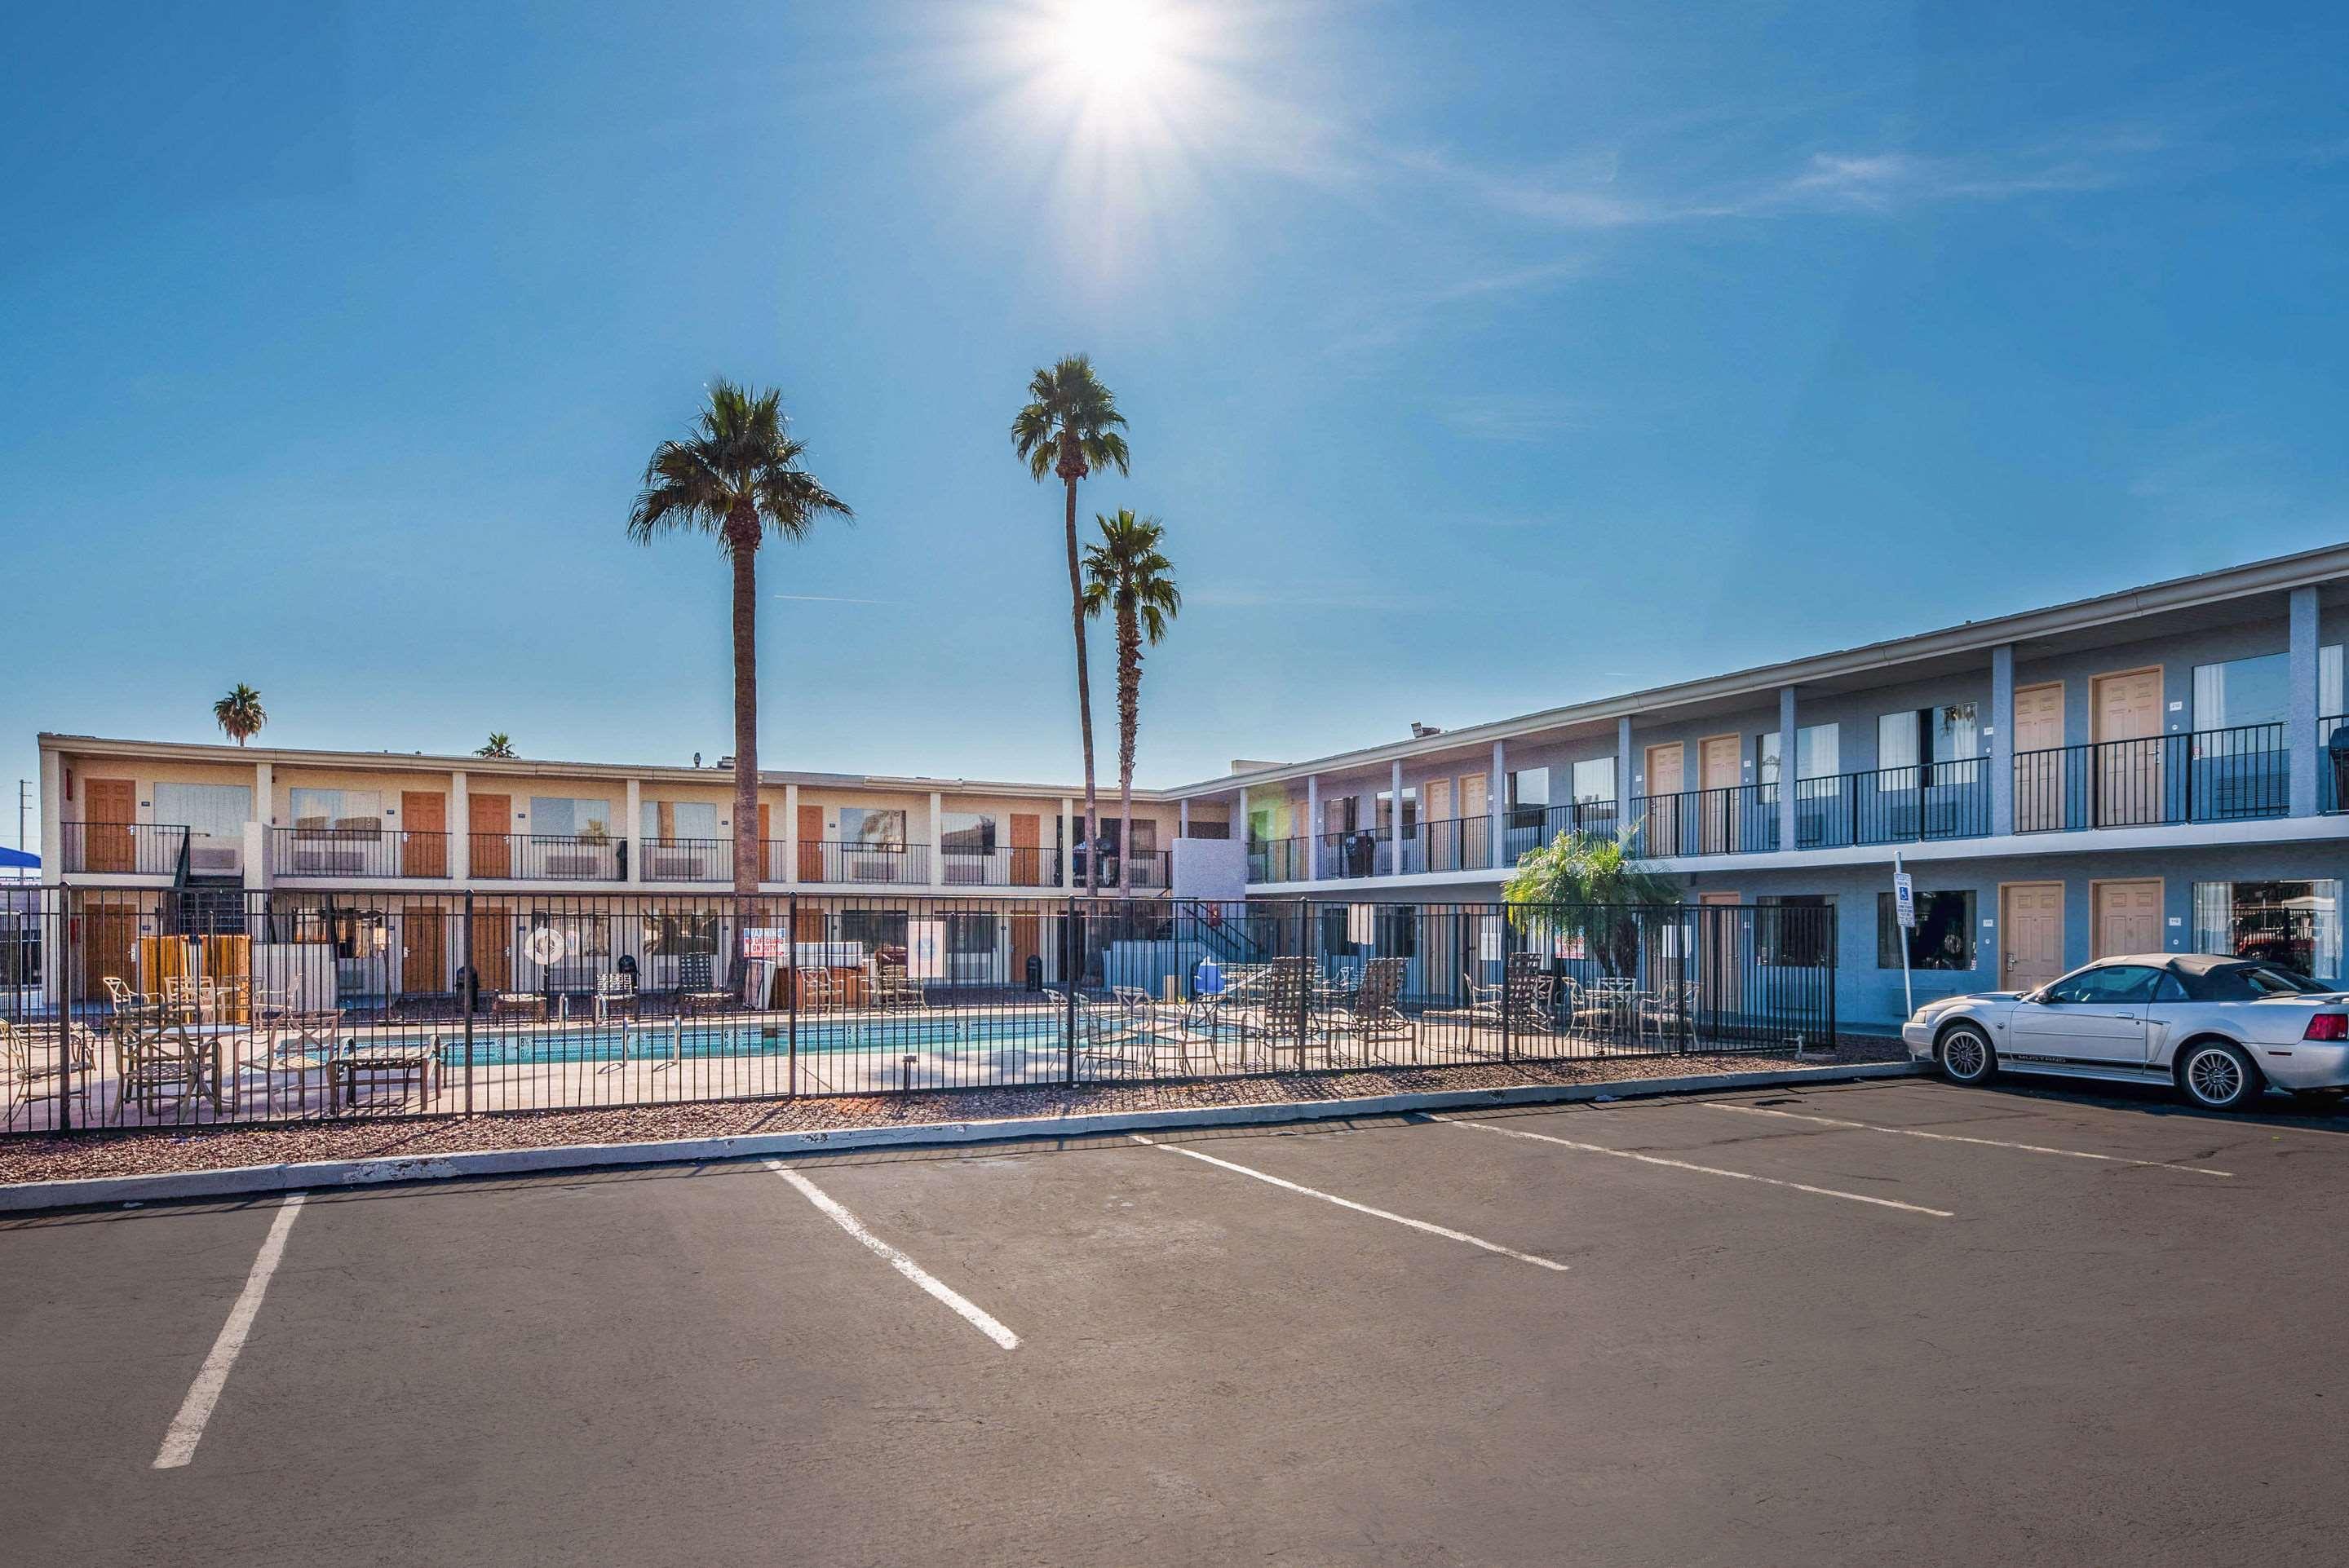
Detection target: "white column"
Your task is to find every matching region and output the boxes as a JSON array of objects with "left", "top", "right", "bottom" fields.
[
  {"left": 1616, "top": 716, "right": 1635, "bottom": 842},
  {"left": 1390, "top": 758, "right": 1405, "bottom": 876},
  {"left": 1060, "top": 797, "right": 1075, "bottom": 889},
  {"left": 38, "top": 748, "right": 63, "bottom": 880},
  {"left": 449, "top": 771, "right": 470, "bottom": 881},
  {"left": 929, "top": 790, "right": 944, "bottom": 886},
  {"left": 783, "top": 782, "right": 800, "bottom": 884},
  {"left": 1489, "top": 741, "right": 1506, "bottom": 867},
  {"left": 1988, "top": 647, "right": 2015, "bottom": 837},
  {"left": 624, "top": 777, "right": 643, "bottom": 883},
  {"left": 1179, "top": 797, "right": 1189, "bottom": 837},
  {"left": 1777, "top": 687, "right": 1798, "bottom": 852},
  {"left": 1305, "top": 775, "right": 1319, "bottom": 881},
  {"left": 249, "top": 760, "right": 272, "bottom": 881},
  {"left": 2290, "top": 585, "right": 2320, "bottom": 817}
]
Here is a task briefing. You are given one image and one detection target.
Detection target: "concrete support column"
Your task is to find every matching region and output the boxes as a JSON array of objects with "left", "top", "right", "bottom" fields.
[
  {"left": 1489, "top": 741, "right": 1506, "bottom": 868},
  {"left": 1390, "top": 758, "right": 1405, "bottom": 876},
  {"left": 2290, "top": 586, "right": 2320, "bottom": 817},
  {"left": 782, "top": 783, "right": 799, "bottom": 884},
  {"left": 1179, "top": 798, "right": 1189, "bottom": 838},
  {"left": 1777, "top": 687, "right": 1798, "bottom": 852},
  {"left": 252, "top": 760, "right": 273, "bottom": 881},
  {"left": 1989, "top": 645, "right": 2016, "bottom": 837},
  {"left": 1616, "top": 716, "right": 1635, "bottom": 841},
  {"left": 1305, "top": 775, "right": 1320, "bottom": 881},
  {"left": 449, "top": 771, "right": 470, "bottom": 881},
  {"left": 1060, "top": 797, "right": 1075, "bottom": 889},
  {"left": 38, "top": 749, "right": 63, "bottom": 879},
  {"left": 929, "top": 790, "right": 944, "bottom": 886},
  {"left": 624, "top": 777, "right": 643, "bottom": 884}
]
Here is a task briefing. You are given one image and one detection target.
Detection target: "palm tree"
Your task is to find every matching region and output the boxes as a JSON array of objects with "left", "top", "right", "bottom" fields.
[
  {"left": 1503, "top": 829, "right": 1683, "bottom": 978},
  {"left": 212, "top": 684, "right": 266, "bottom": 747},
  {"left": 1012, "top": 355, "right": 1130, "bottom": 894},
  {"left": 476, "top": 732, "right": 516, "bottom": 759},
  {"left": 1081, "top": 510, "right": 1179, "bottom": 894},
  {"left": 630, "top": 380, "right": 852, "bottom": 927}
]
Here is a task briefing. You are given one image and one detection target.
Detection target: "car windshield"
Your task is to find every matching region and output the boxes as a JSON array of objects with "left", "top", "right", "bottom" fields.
[{"left": 2177, "top": 963, "right": 2327, "bottom": 1001}]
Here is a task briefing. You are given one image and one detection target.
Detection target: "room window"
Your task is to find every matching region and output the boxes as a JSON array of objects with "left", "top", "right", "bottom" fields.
[
  {"left": 154, "top": 783, "right": 253, "bottom": 845},
  {"left": 840, "top": 908, "right": 909, "bottom": 955},
  {"left": 642, "top": 912, "right": 718, "bottom": 956},
  {"left": 1570, "top": 757, "right": 1615, "bottom": 803},
  {"left": 2324, "top": 645, "right": 2344, "bottom": 718},
  {"left": 1756, "top": 894, "right": 1834, "bottom": 967},
  {"left": 838, "top": 807, "right": 906, "bottom": 849},
  {"left": 946, "top": 913, "right": 998, "bottom": 954},
  {"left": 2192, "top": 651, "right": 2289, "bottom": 731},
  {"left": 641, "top": 801, "right": 719, "bottom": 841},
  {"left": 1507, "top": 767, "right": 1549, "bottom": 830},
  {"left": 2192, "top": 880, "right": 2341, "bottom": 982},
  {"left": 1374, "top": 788, "right": 1419, "bottom": 834},
  {"left": 1878, "top": 705, "right": 1978, "bottom": 780},
  {"left": 529, "top": 911, "right": 611, "bottom": 961},
  {"left": 1756, "top": 734, "right": 1781, "bottom": 787},
  {"left": 290, "top": 788, "right": 384, "bottom": 835},
  {"left": 280, "top": 905, "right": 389, "bottom": 958},
  {"left": 1795, "top": 724, "right": 1840, "bottom": 780},
  {"left": 530, "top": 797, "right": 613, "bottom": 840},
  {"left": 941, "top": 812, "right": 998, "bottom": 855},
  {"left": 1877, "top": 890, "right": 1975, "bottom": 971},
  {"left": 1246, "top": 806, "right": 1279, "bottom": 846}
]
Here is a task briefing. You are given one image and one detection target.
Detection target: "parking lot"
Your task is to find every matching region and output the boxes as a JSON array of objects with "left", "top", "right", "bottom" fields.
[{"left": 5, "top": 1077, "right": 2347, "bottom": 1567}]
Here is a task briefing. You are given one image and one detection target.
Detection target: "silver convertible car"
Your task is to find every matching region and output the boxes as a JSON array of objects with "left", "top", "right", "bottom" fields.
[{"left": 1903, "top": 953, "right": 2349, "bottom": 1111}]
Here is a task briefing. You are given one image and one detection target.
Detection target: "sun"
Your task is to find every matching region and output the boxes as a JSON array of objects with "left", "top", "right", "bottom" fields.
[{"left": 1060, "top": 0, "right": 1171, "bottom": 91}]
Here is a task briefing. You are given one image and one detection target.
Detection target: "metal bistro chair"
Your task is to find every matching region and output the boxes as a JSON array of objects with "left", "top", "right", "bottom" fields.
[{"left": 1, "top": 1018, "right": 95, "bottom": 1124}]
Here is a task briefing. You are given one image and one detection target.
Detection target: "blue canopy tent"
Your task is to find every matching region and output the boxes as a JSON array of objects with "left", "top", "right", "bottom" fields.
[{"left": 0, "top": 846, "right": 40, "bottom": 875}]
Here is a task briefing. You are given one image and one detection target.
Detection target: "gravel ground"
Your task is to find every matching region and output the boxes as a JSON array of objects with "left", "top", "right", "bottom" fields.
[{"left": 0, "top": 1038, "right": 1909, "bottom": 1185}]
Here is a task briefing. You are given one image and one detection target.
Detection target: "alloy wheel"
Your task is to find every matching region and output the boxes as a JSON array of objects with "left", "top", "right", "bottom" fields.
[
  {"left": 2184, "top": 1046, "right": 2249, "bottom": 1109},
  {"left": 1940, "top": 1027, "right": 1990, "bottom": 1083}
]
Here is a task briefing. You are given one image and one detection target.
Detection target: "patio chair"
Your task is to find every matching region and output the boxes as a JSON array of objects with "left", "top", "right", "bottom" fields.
[
  {"left": 261, "top": 1008, "right": 347, "bottom": 1114},
  {"left": 111, "top": 1005, "right": 206, "bottom": 1114},
  {"left": 101, "top": 975, "right": 138, "bottom": 1009},
  {"left": 0, "top": 1018, "right": 94, "bottom": 1123},
  {"left": 489, "top": 991, "right": 546, "bottom": 1023},
  {"left": 1074, "top": 990, "right": 1175, "bottom": 1078},
  {"left": 1256, "top": 957, "right": 1334, "bottom": 1072},
  {"left": 873, "top": 961, "right": 931, "bottom": 1013},
  {"left": 1316, "top": 956, "right": 1415, "bottom": 1065},
  {"left": 677, "top": 952, "right": 735, "bottom": 1017},
  {"left": 1503, "top": 953, "right": 1558, "bottom": 1035},
  {"left": 592, "top": 972, "right": 639, "bottom": 1025}
]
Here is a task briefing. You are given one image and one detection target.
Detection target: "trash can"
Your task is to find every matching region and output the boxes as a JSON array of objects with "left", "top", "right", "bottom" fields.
[{"left": 1025, "top": 953, "right": 1044, "bottom": 992}]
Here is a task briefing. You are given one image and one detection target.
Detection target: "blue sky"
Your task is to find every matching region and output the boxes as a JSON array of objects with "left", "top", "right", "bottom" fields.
[{"left": 3, "top": 0, "right": 2346, "bottom": 846}]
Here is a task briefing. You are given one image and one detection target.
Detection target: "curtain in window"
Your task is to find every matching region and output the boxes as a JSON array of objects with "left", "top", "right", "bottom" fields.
[
  {"left": 2323, "top": 645, "right": 2344, "bottom": 719},
  {"left": 1878, "top": 713, "right": 1918, "bottom": 775},
  {"left": 2190, "top": 881, "right": 2232, "bottom": 957}
]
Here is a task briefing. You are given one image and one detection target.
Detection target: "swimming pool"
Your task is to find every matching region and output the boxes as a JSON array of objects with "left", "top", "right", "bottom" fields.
[{"left": 425, "top": 1014, "right": 1092, "bottom": 1067}]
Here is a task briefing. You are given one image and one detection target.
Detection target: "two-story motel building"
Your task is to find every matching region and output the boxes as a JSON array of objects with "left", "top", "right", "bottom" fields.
[{"left": 38, "top": 541, "right": 2349, "bottom": 1030}]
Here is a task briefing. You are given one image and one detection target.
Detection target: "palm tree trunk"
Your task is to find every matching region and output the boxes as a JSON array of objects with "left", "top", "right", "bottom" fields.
[
  {"left": 1061, "top": 470, "right": 1099, "bottom": 895},
  {"left": 728, "top": 510, "right": 761, "bottom": 974},
  {"left": 1117, "top": 596, "right": 1138, "bottom": 895}
]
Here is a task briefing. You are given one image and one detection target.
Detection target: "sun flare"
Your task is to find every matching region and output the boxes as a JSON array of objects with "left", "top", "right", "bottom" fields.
[{"left": 1060, "top": 0, "right": 1171, "bottom": 91}]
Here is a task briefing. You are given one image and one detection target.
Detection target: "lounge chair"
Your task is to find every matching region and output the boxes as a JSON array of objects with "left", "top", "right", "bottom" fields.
[
  {"left": 1316, "top": 956, "right": 1415, "bottom": 1064},
  {"left": 592, "top": 972, "right": 639, "bottom": 1024},
  {"left": 873, "top": 961, "right": 930, "bottom": 1013},
  {"left": 1255, "top": 957, "right": 1334, "bottom": 1072},
  {"left": 489, "top": 991, "right": 546, "bottom": 1023},
  {"left": 676, "top": 952, "right": 735, "bottom": 1017}
]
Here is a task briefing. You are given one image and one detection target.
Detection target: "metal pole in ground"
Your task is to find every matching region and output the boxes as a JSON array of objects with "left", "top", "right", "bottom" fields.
[
  {"left": 461, "top": 890, "right": 476, "bottom": 1117},
  {"left": 1064, "top": 896, "right": 1078, "bottom": 1087},
  {"left": 56, "top": 886, "right": 74, "bottom": 1134},
  {"left": 1296, "top": 898, "right": 1310, "bottom": 1063},
  {"left": 787, "top": 893, "right": 799, "bottom": 1098},
  {"left": 1500, "top": 905, "right": 1512, "bottom": 1067}
]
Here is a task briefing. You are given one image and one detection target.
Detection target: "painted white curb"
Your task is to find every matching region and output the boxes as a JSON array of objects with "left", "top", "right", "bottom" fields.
[{"left": 0, "top": 1061, "right": 1922, "bottom": 1214}]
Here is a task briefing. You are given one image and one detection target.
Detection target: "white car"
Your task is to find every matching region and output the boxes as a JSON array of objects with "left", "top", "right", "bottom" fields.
[{"left": 1902, "top": 953, "right": 2349, "bottom": 1111}]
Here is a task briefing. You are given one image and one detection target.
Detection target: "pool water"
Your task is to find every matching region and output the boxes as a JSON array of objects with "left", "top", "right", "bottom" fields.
[{"left": 427, "top": 1015, "right": 1096, "bottom": 1067}]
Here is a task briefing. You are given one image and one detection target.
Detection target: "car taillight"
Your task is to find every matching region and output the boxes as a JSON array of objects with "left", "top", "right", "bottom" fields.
[{"left": 2303, "top": 1014, "right": 2349, "bottom": 1041}]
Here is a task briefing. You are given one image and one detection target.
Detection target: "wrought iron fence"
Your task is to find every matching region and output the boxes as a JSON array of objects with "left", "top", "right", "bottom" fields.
[
  {"left": 2013, "top": 722, "right": 2287, "bottom": 833},
  {"left": 0, "top": 887, "right": 1835, "bottom": 1135}
]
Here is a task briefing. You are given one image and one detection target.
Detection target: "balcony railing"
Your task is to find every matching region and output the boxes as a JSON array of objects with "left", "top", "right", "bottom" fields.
[
  {"left": 467, "top": 832, "right": 626, "bottom": 881},
  {"left": 1417, "top": 814, "right": 1495, "bottom": 875},
  {"left": 1073, "top": 848, "right": 1169, "bottom": 890},
  {"left": 1625, "top": 784, "right": 1780, "bottom": 859},
  {"left": 639, "top": 837, "right": 728, "bottom": 882},
  {"left": 272, "top": 827, "right": 449, "bottom": 879},
  {"left": 940, "top": 846, "right": 1063, "bottom": 887},
  {"left": 60, "top": 822, "right": 190, "bottom": 877},
  {"left": 2013, "top": 723, "right": 2286, "bottom": 834},
  {"left": 1317, "top": 830, "right": 1383, "bottom": 881},
  {"left": 1501, "top": 800, "right": 1620, "bottom": 866},
  {"left": 1789, "top": 757, "right": 1993, "bottom": 849},
  {"left": 801, "top": 840, "right": 931, "bottom": 885},
  {"left": 2320, "top": 715, "right": 2347, "bottom": 814},
  {"left": 1247, "top": 836, "right": 1312, "bottom": 882}
]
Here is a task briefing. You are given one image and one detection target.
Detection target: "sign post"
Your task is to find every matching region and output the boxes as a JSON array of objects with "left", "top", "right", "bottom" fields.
[{"left": 1892, "top": 852, "right": 1917, "bottom": 1022}]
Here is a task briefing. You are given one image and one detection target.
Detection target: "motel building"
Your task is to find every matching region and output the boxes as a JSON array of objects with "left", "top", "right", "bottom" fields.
[{"left": 34, "top": 541, "right": 2349, "bottom": 1034}]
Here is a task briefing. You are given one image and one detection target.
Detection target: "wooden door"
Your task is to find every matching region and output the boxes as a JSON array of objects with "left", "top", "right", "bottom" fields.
[
  {"left": 1011, "top": 812, "right": 1042, "bottom": 886},
  {"left": 469, "top": 793, "right": 512, "bottom": 878},
  {"left": 401, "top": 792, "right": 448, "bottom": 877},
  {"left": 403, "top": 904, "right": 445, "bottom": 993},
  {"left": 83, "top": 777, "right": 136, "bottom": 873},
  {"left": 1698, "top": 891, "right": 1742, "bottom": 1025},
  {"left": 1460, "top": 775, "right": 1489, "bottom": 866},
  {"left": 2000, "top": 882, "right": 2067, "bottom": 992},
  {"left": 79, "top": 900, "right": 140, "bottom": 996},
  {"left": 471, "top": 903, "right": 512, "bottom": 993},
  {"left": 2013, "top": 682, "right": 2065, "bottom": 832},
  {"left": 797, "top": 803, "right": 824, "bottom": 881},
  {"left": 1010, "top": 912, "right": 1041, "bottom": 983},
  {"left": 1699, "top": 735, "right": 1741, "bottom": 853},
  {"left": 1643, "top": 744, "right": 1685, "bottom": 855},
  {"left": 2092, "top": 669, "right": 2164, "bottom": 826},
  {"left": 2092, "top": 879, "right": 2163, "bottom": 960},
  {"left": 1423, "top": 780, "right": 1453, "bottom": 868},
  {"left": 757, "top": 802, "right": 772, "bottom": 882}
]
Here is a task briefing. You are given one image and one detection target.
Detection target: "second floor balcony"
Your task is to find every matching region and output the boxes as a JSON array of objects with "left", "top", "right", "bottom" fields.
[
  {"left": 272, "top": 826, "right": 451, "bottom": 879},
  {"left": 61, "top": 821, "right": 191, "bottom": 877},
  {"left": 468, "top": 832, "right": 625, "bottom": 881}
]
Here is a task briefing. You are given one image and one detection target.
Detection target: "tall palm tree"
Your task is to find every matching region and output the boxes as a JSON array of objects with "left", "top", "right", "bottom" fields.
[
  {"left": 476, "top": 732, "right": 516, "bottom": 759},
  {"left": 1081, "top": 510, "right": 1179, "bottom": 894},
  {"left": 630, "top": 381, "right": 852, "bottom": 927},
  {"left": 212, "top": 684, "right": 266, "bottom": 746},
  {"left": 1012, "top": 355, "right": 1130, "bottom": 894}
]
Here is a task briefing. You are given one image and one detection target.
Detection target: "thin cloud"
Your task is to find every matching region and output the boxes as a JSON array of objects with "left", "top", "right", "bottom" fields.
[
  {"left": 1440, "top": 395, "right": 1604, "bottom": 444},
  {"left": 1189, "top": 585, "right": 1453, "bottom": 612},
  {"left": 772, "top": 593, "right": 905, "bottom": 606}
]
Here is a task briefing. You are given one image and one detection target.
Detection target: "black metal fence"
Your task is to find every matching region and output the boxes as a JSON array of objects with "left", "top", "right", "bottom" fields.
[{"left": 0, "top": 886, "right": 1835, "bottom": 1135}]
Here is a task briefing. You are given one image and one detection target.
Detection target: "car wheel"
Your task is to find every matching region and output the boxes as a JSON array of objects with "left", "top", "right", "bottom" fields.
[
  {"left": 2177, "top": 1041, "right": 2262, "bottom": 1112},
  {"left": 1937, "top": 1023, "right": 1997, "bottom": 1086}
]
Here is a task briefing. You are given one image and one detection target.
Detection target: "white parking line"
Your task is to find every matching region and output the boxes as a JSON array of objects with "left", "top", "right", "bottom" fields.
[
  {"left": 1444, "top": 1119, "right": 1955, "bottom": 1217},
  {"left": 1701, "top": 1102, "right": 2234, "bottom": 1177},
  {"left": 1129, "top": 1133, "right": 1572, "bottom": 1272},
  {"left": 768, "top": 1162, "right": 1020, "bottom": 1349},
  {"left": 153, "top": 1192, "right": 306, "bottom": 1469}
]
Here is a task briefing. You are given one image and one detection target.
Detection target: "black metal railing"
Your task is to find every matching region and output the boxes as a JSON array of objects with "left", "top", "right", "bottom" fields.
[
  {"left": 1317, "top": 829, "right": 1383, "bottom": 880},
  {"left": 60, "top": 822, "right": 192, "bottom": 877},
  {"left": 1246, "top": 836, "right": 1312, "bottom": 882},
  {"left": 1418, "top": 815, "right": 1495, "bottom": 875},
  {"left": 1502, "top": 800, "right": 1621, "bottom": 866},
  {"left": 0, "top": 886, "right": 1836, "bottom": 1136},
  {"left": 272, "top": 828, "right": 450, "bottom": 880},
  {"left": 1790, "top": 757, "right": 1993, "bottom": 848},
  {"left": 1624, "top": 784, "right": 1778, "bottom": 859},
  {"left": 940, "top": 846, "right": 1063, "bottom": 887},
  {"left": 466, "top": 833, "right": 626, "bottom": 881},
  {"left": 801, "top": 841, "right": 931, "bottom": 885},
  {"left": 2323, "top": 715, "right": 2349, "bottom": 815},
  {"left": 2012, "top": 723, "right": 2286, "bottom": 833},
  {"left": 1071, "top": 848, "right": 1169, "bottom": 890},
  {"left": 639, "top": 837, "right": 729, "bottom": 883}
]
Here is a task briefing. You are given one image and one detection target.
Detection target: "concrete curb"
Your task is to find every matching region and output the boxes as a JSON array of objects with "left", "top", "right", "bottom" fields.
[{"left": 0, "top": 1060, "right": 1923, "bottom": 1215}]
